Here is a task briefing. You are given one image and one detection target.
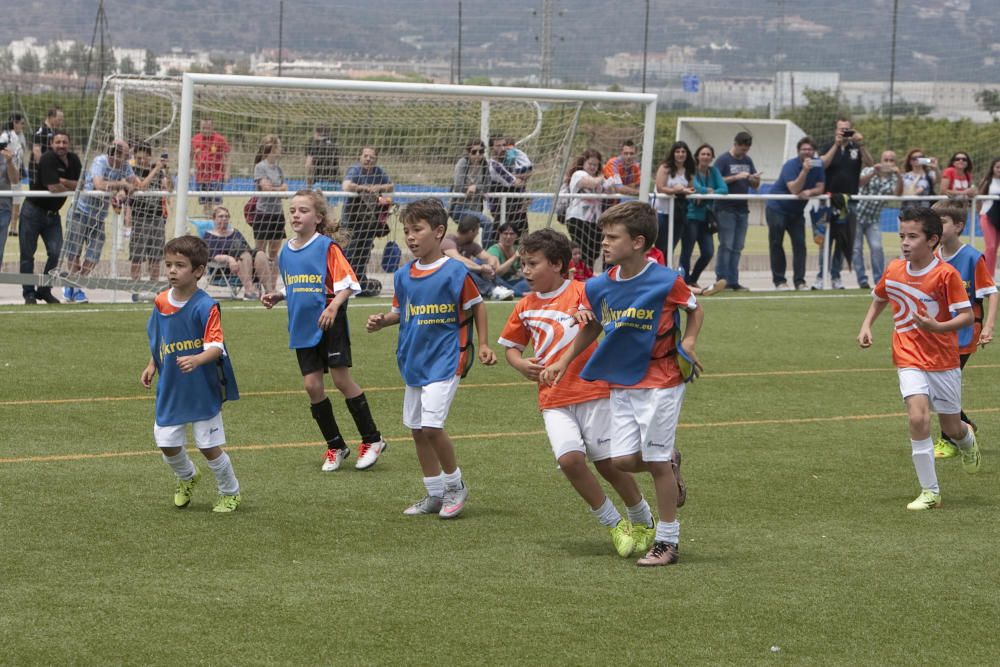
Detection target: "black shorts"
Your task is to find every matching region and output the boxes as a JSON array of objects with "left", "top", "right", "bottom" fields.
[
  {"left": 295, "top": 306, "right": 352, "bottom": 374},
  {"left": 253, "top": 211, "right": 287, "bottom": 242}
]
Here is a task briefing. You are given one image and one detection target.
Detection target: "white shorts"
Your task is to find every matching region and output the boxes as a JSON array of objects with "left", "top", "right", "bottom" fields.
[
  {"left": 897, "top": 368, "right": 962, "bottom": 415},
  {"left": 154, "top": 412, "right": 226, "bottom": 449},
  {"left": 610, "top": 385, "right": 685, "bottom": 462},
  {"left": 403, "top": 375, "right": 462, "bottom": 429},
  {"left": 542, "top": 398, "right": 612, "bottom": 462}
]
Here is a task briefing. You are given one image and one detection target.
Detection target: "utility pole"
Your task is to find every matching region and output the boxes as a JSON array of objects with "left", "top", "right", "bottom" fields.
[
  {"left": 887, "top": 0, "right": 899, "bottom": 146},
  {"left": 540, "top": 0, "right": 553, "bottom": 87},
  {"left": 81, "top": 0, "right": 111, "bottom": 95},
  {"left": 457, "top": 1, "right": 463, "bottom": 84},
  {"left": 278, "top": 0, "right": 285, "bottom": 76},
  {"left": 641, "top": 0, "right": 650, "bottom": 93}
]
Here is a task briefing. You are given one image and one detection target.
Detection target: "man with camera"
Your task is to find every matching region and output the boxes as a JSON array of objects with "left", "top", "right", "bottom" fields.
[{"left": 815, "top": 118, "right": 874, "bottom": 289}]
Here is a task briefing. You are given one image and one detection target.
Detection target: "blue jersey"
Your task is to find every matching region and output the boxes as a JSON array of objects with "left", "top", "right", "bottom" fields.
[
  {"left": 393, "top": 258, "right": 476, "bottom": 386},
  {"left": 941, "top": 244, "right": 997, "bottom": 351},
  {"left": 581, "top": 262, "right": 682, "bottom": 386},
  {"left": 147, "top": 290, "right": 239, "bottom": 426},
  {"left": 279, "top": 234, "right": 338, "bottom": 348}
]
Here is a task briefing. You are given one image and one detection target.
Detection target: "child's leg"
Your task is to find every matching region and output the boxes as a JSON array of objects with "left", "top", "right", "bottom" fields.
[
  {"left": 194, "top": 415, "right": 240, "bottom": 496},
  {"left": 958, "top": 353, "right": 974, "bottom": 429},
  {"left": 160, "top": 445, "right": 196, "bottom": 480},
  {"left": 304, "top": 370, "right": 347, "bottom": 451},
  {"left": 593, "top": 459, "right": 647, "bottom": 515},
  {"left": 904, "top": 394, "right": 939, "bottom": 493},
  {"left": 422, "top": 427, "right": 458, "bottom": 477},
  {"left": 155, "top": 423, "right": 200, "bottom": 508},
  {"left": 329, "top": 367, "right": 383, "bottom": 445}
]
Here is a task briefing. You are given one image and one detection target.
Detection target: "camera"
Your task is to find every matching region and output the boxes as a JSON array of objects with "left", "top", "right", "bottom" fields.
[
  {"left": 160, "top": 152, "right": 169, "bottom": 160},
  {"left": 917, "top": 157, "right": 932, "bottom": 166},
  {"left": 810, "top": 158, "right": 824, "bottom": 168},
  {"left": 0, "top": 140, "right": 7, "bottom": 151},
  {"left": 842, "top": 129, "right": 855, "bottom": 138}
]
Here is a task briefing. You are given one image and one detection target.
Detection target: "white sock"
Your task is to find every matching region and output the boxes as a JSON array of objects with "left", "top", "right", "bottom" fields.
[
  {"left": 206, "top": 452, "right": 240, "bottom": 495},
  {"left": 954, "top": 425, "right": 975, "bottom": 450},
  {"left": 423, "top": 474, "right": 445, "bottom": 498},
  {"left": 626, "top": 497, "right": 653, "bottom": 528},
  {"left": 590, "top": 497, "right": 623, "bottom": 527},
  {"left": 910, "top": 438, "right": 939, "bottom": 494},
  {"left": 163, "top": 449, "right": 196, "bottom": 480},
  {"left": 442, "top": 467, "right": 463, "bottom": 491},
  {"left": 655, "top": 520, "right": 680, "bottom": 545}
]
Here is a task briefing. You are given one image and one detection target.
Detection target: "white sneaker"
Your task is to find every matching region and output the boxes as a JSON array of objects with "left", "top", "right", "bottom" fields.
[
  {"left": 355, "top": 439, "right": 388, "bottom": 470},
  {"left": 832, "top": 278, "right": 845, "bottom": 290},
  {"left": 321, "top": 447, "right": 350, "bottom": 472},
  {"left": 810, "top": 281, "right": 824, "bottom": 291},
  {"left": 490, "top": 285, "right": 515, "bottom": 301},
  {"left": 440, "top": 482, "right": 469, "bottom": 519},
  {"left": 775, "top": 283, "right": 792, "bottom": 291},
  {"left": 403, "top": 495, "right": 443, "bottom": 515}
]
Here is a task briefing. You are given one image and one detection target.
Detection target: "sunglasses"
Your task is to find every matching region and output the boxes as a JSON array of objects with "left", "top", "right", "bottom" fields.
[
  {"left": 469, "top": 149, "right": 483, "bottom": 155},
  {"left": 954, "top": 157, "right": 969, "bottom": 162}
]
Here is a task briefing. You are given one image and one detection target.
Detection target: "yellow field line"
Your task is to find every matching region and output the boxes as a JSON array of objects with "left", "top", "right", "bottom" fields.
[{"left": 4, "top": 410, "right": 999, "bottom": 466}]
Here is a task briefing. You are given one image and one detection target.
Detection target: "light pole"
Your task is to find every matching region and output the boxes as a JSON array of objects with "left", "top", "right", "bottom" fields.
[{"left": 641, "top": 0, "right": 650, "bottom": 93}]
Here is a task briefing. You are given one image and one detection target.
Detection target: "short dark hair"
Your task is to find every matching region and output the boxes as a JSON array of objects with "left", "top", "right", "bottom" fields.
[
  {"left": 621, "top": 139, "right": 636, "bottom": 149},
  {"left": 734, "top": 131, "right": 753, "bottom": 146},
  {"left": 46, "top": 107, "right": 62, "bottom": 119},
  {"left": 599, "top": 201, "right": 657, "bottom": 251},
  {"left": 51, "top": 130, "right": 70, "bottom": 142},
  {"left": 164, "top": 235, "right": 210, "bottom": 269},
  {"left": 931, "top": 201, "right": 969, "bottom": 229},
  {"left": 400, "top": 198, "right": 448, "bottom": 234},
  {"left": 899, "top": 206, "right": 942, "bottom": 247},
  {"left": 520, "top": 228, "right": 571, "bottom": 276},
  {"left": 496, "top": 221, "right": 518, "bottom": 235},
  {"left": 797, "top": 136, "right": 817, "bottom": 151},
  {"left": 456, "top": 215, "right": 481, "bottom": 235}
]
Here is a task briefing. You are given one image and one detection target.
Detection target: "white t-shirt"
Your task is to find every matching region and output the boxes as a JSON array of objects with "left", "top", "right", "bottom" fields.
[
  {"left": 982, "top": 177, "right": 1000, "bottom": 216},
  {"left": 654, "top": 171, "right": 689, "bottom": 213},
  {"left": 566, "top": 170, "right": 604, "bottom": 224}
]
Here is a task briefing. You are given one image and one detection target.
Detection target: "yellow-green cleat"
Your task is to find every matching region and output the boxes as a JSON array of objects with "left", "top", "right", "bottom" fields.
[
  {"left": 609, "top": 519, "right": 635, "bottom": 558},
  {"left": 906, "top": 489, "right": 942, "bottom": 511},
  {"left": 960, "top": 434, "right": 981, "bottom": 474},
  {"left": 212, "top": 493, "right": 241, "bottom": 513},
  {"left": 631, "top": 522, "right": 655, "bottom": 554},
  {"left": 934, "top": 438, "right": 958, "bottom": 459},
  {"left": 173, "top": 468, "right": 201, "bottom": 508}
]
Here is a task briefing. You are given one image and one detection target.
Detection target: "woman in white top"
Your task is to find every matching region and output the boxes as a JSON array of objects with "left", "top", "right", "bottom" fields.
[
  {"left": 901, "top": 147, "right": 939, "bottom": 208},
  {"left": 563, "top": 149, "right": 608, "bottom": 270},
  {"left": 976, "top": 157, "right": 1000, "bottom": 277},
  {"left": 654, "top": 141, "right": 696, "bottom": 258}
]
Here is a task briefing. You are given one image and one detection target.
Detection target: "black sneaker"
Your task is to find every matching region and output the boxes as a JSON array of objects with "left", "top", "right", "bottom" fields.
[
  {"left": 727, "top": 283, "right": 750, "bottom": 292},
  {"left": 37, "top": 292, "right": 61, "bottom": 304},
  {"left": 24, "top": 297, "right": 38, "bottom": 304},
  {"left": 859, "top": 281, "right": 871, "bottom": 290}
]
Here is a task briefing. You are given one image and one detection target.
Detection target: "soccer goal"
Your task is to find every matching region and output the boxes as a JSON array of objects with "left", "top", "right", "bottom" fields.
[{"left": 45, "top": 73, "right": 656, "bottom": 299}]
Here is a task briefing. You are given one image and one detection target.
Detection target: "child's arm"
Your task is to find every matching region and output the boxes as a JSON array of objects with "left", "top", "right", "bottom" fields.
[
  {"left": 367, "top": 311, "right": 400, "bottom": 332},
  {"left": 858, "top": 299, "right": 889, "bottom": 348},
  {"left": 913, "top": 307, "right": 973, "bottom": 334},
  {"left": 679, "top": 303, "right": 705, "bottom": 373},
  {"left": 472, "top": 301, "right": 496, "bottom": 365},
  {"left": 540, "top": 319, "right": 602, "bottom": 386},
  {"left": 504, "top": 347, "right": 544, "bottom": 381},
  {"left": 140, "top": 358, "right": 157, "bottom": 388},
  {"left": 980, "top": 292, "right": 998, "bottom": 346},
  {"left": 175, "top": 346, "right": 223, "bottom": 374},
  {"left": 318, "top": 288, "right": 351, "bottom": 330}
]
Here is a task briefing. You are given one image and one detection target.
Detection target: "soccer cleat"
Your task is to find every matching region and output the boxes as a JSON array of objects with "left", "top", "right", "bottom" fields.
[
  {"left": 906, "top": 489, "right": 942, "bottom": 511},
  {"left": 62, "top": 286, "right": 75, "bottom": 302},
  {"left": 630, "top": 522, "right": 655, "bottom": 554},
  {"left": 73, "top": 289, "right": 89, "bottom": 303},
  {"left": 960, "top": 434, "right": 981, "bottom": 474},
  {"left": 637, "top": 541, "right": 679, "bottom": 567},
  {"left": 403, "top": 495, "right": 444, "bottom": 516},
  {"left": 212, "top": 493, "right": 241, "bottom": 513},
  {"left": 321, "top": 446, "right": 350, "bottom": 472},
  {"left": 609, "top": 519, "right": 635, "bottom": 557},
  {"left": 933, "top": 438, "right": 959, "bottom": 459},
  {"left": 672, "top": 448, "right": 687, "bottom": 508},
  {"left": 173, "top": 468, "right": 201, "bottom": 508},
  {"left": 439, "top": 482, "right": 469, "bottom": 519},
  {"left": 355, "top": 439, "right": 388, "bottom": 470}
]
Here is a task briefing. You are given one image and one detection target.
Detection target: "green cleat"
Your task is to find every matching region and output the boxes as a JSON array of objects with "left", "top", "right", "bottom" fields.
[
  {"left": 212, "top": 493, "right": 241, "bottom": 513},
  {"left": 960, "top": 434, "right": 982, "bottom": 474},
  {"left": 173, "top": 468, "right": 201, "bottom": 508},
  {"left": 934, "top": 438, "right": 959, "bottom": 459},
  {"left": 631, "top": 522, "right": 655, "bottom": 554},
  {"left": 906, "top": 489, "right": 942, "bottom": 511},
  {"left": 609, "top": 519, "right": 635, "bottom": 558}
]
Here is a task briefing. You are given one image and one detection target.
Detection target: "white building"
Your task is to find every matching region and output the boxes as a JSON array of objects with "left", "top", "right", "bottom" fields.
[{"left": 604, "top": 46, "right": 721, "bottom": 80}]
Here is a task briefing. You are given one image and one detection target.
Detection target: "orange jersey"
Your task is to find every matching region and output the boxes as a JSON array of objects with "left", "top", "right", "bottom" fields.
[
  {"left": 873, "top": 257, "right": 971, "bottom": 370},
  {"left": 154, "top": 289, "right": 224, "bottom": 348},
  {"left": 498, "top": 279, "right": 609, "bottom": 410},
  {"left": 581, "top": 265, "right": 697, "bottom": 390},
  {"left": 324, "top": 241, "right": 361, "bottom": 297},
  {"left": 392, "top": 257, "right": 483, "bottom": 376}
]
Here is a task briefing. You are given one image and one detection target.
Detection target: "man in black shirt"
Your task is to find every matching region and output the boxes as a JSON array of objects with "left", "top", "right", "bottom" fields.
[
  {"left": 304, "top": 125, "right": 339, "bottom": 190},
  {"left": 815, "top": 118, "right": 874, "bottom": 289},
  {"left": 20, "top": 131, "right": 81, "bottom": 304}
]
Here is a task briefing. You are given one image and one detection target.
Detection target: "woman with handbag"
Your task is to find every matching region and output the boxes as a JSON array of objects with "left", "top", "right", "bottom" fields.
[
  {"left": 681, "top": 144, "right": 728, "bottom": 293},
  {"left": 977, "top": 157, "right": 1000, "bottom": 277},
  {"left": 252, "top": 134, "right": 288, "bottom": 264}
]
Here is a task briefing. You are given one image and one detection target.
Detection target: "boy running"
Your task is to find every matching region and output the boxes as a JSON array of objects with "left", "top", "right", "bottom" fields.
[
  {"left": 929, "top": 202, "right": 997, "bottom": 458},
  {"left": 367, "top": 198, "right": 496, "bottom": 518},
  {"left": 140, "top": 235, "right": 242, "bottom": 512},
  {"left": 499, "top": 229, "right": 658, "bottom": 557},
  {"left": 542, "top": 201, "right": 703, "bottom": 566},
  {"left": 858, "top": 207, "right": 981, "bottom": 511}
]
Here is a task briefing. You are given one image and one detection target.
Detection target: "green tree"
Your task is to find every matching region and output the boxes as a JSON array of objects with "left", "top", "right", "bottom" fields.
[
  {"left": 0, "top": 48, "right": 14, "bottom": 72},
  {"left": 17, "top": 51, "right": 41, "bottom": 74},
  {"left": 780, "top": 88, "right": 851, "bottom": 144},
  {"left": 975, "top": 89, "right": 1000, "bottom": 120},
  {"left": 65, "top": 43, "right": 89, "bottom": 76},
  {"left": 119, "top": 56, "right": 137, "bottom": 74},
  {"left": 233, "top": 58, "right": 252, "bottom": 75},
  {"left": 44, "top": 44, "right": 64, "bottom": 73},
  {"left": 143, "top": 49, "right": 158, "bottom": 76},
  {"left": 208, "top": 54, "right": 228, "bottom": 74}
]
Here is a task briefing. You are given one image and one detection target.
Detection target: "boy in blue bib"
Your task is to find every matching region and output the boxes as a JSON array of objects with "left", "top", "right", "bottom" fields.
[
  {"left": 141, "top": 235, "right": 242, "bottom": 513},
  {"left": 543, "top": 201, "right": 704, "bottom": 566},
  {"left": 368, "top": 199, "right": 497, "bottom": 519}
]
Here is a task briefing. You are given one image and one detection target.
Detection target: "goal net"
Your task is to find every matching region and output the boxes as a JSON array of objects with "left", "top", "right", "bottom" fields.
[{"left": 49, "top": 74, "right": 655, "bottom": 299}]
